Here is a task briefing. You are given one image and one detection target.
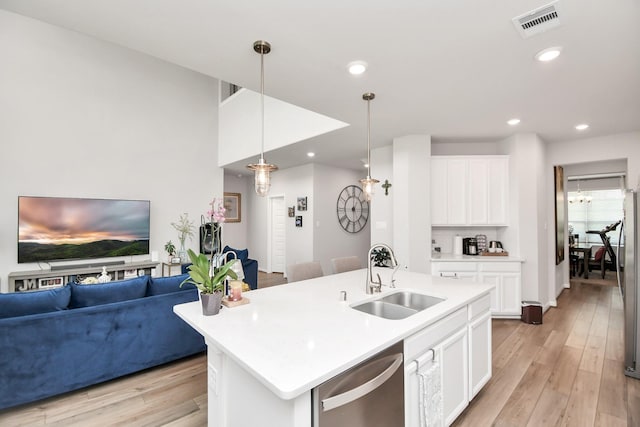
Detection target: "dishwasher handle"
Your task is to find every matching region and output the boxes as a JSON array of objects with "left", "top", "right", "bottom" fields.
[{"left": 321, "top": 353, "right": 403, "bottom": 412}]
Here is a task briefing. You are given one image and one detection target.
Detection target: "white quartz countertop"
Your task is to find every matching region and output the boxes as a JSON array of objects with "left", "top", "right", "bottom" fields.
[
  {"left": 432, "top": 253, "right": 524, "bottom": 262},
  {"left": 173, "top": 269, "right": 493, "bottom": 400}
]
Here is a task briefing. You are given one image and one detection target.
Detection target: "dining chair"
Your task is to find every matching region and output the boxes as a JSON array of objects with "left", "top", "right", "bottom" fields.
[
  {"left": 287, "top": 261, "right": 323, "bottom": 283},
  {"left": 330, "top": 256, "right": 361, "bottom": 274}
]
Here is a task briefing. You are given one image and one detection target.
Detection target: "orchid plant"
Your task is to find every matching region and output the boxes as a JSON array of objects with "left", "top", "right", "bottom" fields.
[{"left": 208, "top": 197, "right": 226, "bottom": 224}]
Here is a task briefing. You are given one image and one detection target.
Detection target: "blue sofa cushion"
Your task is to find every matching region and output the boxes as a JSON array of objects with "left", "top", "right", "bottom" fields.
[
  {"left": 147, "top": 274, "right": 195, "bottom": 295},
  {"left": 0, "top": 286, "right": 71, "bottom": 319},
  {"left": 70, "top": 276, "right": 149, "bottom": 308},
  {"left": 223, "top": 245, "right": 249, "bottom": 262}
]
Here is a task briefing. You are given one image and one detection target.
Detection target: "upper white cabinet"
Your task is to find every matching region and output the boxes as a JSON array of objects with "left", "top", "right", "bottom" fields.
[{"left": 431, "top": 155, "right": 509, "bottom": 226}]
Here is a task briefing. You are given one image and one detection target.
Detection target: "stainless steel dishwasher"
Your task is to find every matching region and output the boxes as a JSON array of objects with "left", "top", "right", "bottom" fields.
[{"left": 312, "top": 341, "right": 404, "bottom": 427}]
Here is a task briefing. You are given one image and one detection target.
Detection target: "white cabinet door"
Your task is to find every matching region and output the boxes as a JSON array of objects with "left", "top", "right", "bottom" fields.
[
  {"left": 431, "top": 157, "right": 449, "bottom": 225},
  {"left": 479, "top": 273, "right": 501, "bottom": 314},
  {"left": 447, "top": 159, "right": 467, "bottom": 225},
  {"left": 440, "top": 327, "right": 469, "bottom": 426},
  {"left": 500, "top": 273, "right": 522, "bottom": 315},
  {"left": 488, "top": 157, "right": 508, "bottom": 225},
  {"left": 431, "top": 155, "right": 509, "bottom": 226},
  {"left": 468, "top": 311, "right": 492, "bottom": 398},
  {"left": 467, "top": 158, "right": 489, "bottom": 225}
]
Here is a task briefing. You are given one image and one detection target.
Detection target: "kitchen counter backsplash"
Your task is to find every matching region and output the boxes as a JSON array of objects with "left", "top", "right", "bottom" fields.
[{"left": 432, "top": 227, "right": 500, "bottom": 254}]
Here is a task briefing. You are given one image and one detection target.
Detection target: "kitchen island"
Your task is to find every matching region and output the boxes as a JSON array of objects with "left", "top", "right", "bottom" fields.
[{"left": 174, "top": 269, "right": 494, "bottom": 427}]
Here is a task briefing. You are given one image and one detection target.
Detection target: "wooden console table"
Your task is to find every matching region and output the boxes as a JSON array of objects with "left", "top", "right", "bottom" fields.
[{"left": 8, "top": 261, "right": 159, "bottom": 292}]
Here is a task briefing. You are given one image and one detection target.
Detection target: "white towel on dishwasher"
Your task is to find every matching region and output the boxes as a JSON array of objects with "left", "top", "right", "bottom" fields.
[{"left": 418, "top": 357, "right": 443, "bottom": 427}]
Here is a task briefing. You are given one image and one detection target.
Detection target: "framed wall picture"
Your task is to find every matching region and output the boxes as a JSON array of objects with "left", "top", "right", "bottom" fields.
[
  {"left": 554, "top": 165, "right": 565, "bottom": 265},
  {"left": 297, "top": 197, "right": 307, "bottom": 211},
  {"left": 288, "top": 206, "right": 295, "bottom": 217},
  {"left": 224, "top": 192, "right": 241, "bottom": 223},
  {"left": 295, "top": 216, "right": 303, "bottom": 227}
]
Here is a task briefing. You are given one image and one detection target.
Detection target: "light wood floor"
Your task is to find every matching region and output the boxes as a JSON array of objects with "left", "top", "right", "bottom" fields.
[
  {"left": 2, "top": 271, "right": 639, "bottom": 426},
  {"left": 454, "top": 270, "right": 639, "bottom": 427}
]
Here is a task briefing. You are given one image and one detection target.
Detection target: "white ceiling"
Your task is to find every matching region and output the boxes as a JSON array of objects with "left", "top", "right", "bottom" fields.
[{"left": 1, "top": 0, "right": 639, "bottom": 173}]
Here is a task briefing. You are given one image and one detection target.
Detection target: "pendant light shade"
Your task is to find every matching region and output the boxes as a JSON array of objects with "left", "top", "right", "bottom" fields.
[
  {"left": 359, "top": 92, "right": 379, "bottom": 201},
  {"left": 246, "top": 40, "right": 278, "bottom": 196}
]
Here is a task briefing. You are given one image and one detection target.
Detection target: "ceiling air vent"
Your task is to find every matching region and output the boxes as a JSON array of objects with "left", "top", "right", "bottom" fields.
[{"left": 512, "top": 1, "right": 561, "bottom": 38}]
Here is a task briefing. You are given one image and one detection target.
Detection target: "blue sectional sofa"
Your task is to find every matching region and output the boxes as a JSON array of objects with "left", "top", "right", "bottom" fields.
[{"left": 0, "top": 274, "right": 205, "bottom": 411}]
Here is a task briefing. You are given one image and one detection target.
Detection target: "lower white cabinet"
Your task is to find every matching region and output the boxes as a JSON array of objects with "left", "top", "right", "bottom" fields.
[
  {"left": 440, "top": 328, "right": 469, "bottom": 425},
  {"left": 432, "top": 260, "right": 522, "bottom": 318},
  {"left": 468, "top": 310, "right": 492, "bottom": 398},
  {"left": 478, "top": 263, "right": 521, "bottom": 318},
  {"left": 404, "top": 294, "right": 491, "bottom": 426}
]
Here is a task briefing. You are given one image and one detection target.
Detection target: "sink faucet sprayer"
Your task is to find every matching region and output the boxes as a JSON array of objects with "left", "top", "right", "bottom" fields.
[{"left": 366, "top": 243, "right": 399, "bottom": 294}]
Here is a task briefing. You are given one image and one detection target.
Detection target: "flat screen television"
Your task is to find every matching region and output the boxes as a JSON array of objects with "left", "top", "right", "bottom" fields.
[{"left": 18, "top": 196, "right": 150, "bottom": 264}]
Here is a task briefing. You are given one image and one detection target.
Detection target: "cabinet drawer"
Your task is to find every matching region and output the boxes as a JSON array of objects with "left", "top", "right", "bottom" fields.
[
  {"left": 478, "top": 262, "right": 520, "bottom": 273},
  {"left": 404, "top": 307, "right": 467, "bottom": 362},
  {"left": 468, "top": 294, "right": 491, "bottom": 320},
  {"left": 433, "top": 262, "right": 477, "bottom": 273}
]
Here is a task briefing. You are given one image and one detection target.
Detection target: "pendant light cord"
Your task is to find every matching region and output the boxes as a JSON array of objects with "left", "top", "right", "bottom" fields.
[
  {"left": 367, "top": 97, "right": 371, "bottom": 178},
  {"left": 260, "top": 48, "right": 265, "bottom": 163}
]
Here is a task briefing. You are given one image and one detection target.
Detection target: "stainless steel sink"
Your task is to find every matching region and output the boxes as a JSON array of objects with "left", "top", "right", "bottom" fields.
[
  {"left": 351, "top": 300, "right": 417, "bottom": 320},
  {"left": 379, "top": 291, "right": 445, "bottom": 311},
  {"left": 351, "top": 291, "right": 445, "bottom": 320}
]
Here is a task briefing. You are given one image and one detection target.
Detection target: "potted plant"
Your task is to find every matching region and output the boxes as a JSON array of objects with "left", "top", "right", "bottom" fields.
[
  {"left": 164, "top": 241, "right": 176, "bottom": 261},
  {"left": 371, "top": 247, "right": 392, "bottom": 267},
  {"left": 181, "top": 249, "right": 237, "bottom": 316}
]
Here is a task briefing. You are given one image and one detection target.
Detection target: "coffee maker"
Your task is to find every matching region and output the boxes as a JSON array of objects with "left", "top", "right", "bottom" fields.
[{"left": 462, "top": 237, "right": 478, "bottom": 255}]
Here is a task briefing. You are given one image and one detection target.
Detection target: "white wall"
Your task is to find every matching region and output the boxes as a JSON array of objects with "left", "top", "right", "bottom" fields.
[
  {"left": 0, "top": 11, "right": 223, "bottom": 291},
  {"left": 248, "top": 164, "right": 314, "bottom": 272},
  {"left": 222, "top": 172, "right": 251, "bottom": 249},
  {"left": 498, "top": 134, "right": 548, "bottom": 304},
  {"left": 313, "top": 164, "right": 370, "bottom": 275},
  {"left": 245, "top": 163, "right": 370, "bottom": 277},
  {"left": 370, "top": 146, "right": 394, "bottom": 245},
  {"left": 546, "top": 132, "right": 640, "bottom": 303},
  {"left": 393, "top": 135, "right": 431, "bottom": 273}
]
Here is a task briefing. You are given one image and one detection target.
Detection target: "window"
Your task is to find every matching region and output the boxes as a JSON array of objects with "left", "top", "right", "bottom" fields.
[{"left": 568, "top": 189, "right": 623, "bottom": 244}]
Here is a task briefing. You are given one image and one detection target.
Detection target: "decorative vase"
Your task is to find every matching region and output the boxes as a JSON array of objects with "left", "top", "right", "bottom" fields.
[
  {"left": 200, "top": 292, "right": 223, "bottom": 316},
  {"left": 212, "top": 222, "right": 222, "bottom": 255},
  {"left": 178, "top": 243, "right": 188, "bottom": 264}
]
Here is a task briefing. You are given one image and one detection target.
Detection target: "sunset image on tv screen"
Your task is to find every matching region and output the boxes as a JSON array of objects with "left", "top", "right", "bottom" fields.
[{"left": 18, "top": 196, "right": 150, "bottom": 263}]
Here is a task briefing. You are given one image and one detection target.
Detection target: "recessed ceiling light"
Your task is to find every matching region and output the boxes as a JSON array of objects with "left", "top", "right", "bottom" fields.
[
  {"left": 535, "top": 46, "right": 562, "bottom": 62},
  {"left": 364, "top": 163, "right": 369, "bottom": 169},
  {"left": 307, "top": 152, "right": 315, "bottom": 157},
  {"left": 347, "top": 61, "right": 367, "bottom": 75},
  {"left": 575, "top": 123, "right": 589, "bottom": 131},
  {"left": 507, "top": 118, "right": 521, "bottom": 126}
]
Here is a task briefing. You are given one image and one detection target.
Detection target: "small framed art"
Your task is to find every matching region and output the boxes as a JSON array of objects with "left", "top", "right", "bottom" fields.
[
  {"left": 224, "top": 192, "right": 241, "bottom": 223},
  {"left": 297, "top": 197, "right": 307, "bottom": 211}
]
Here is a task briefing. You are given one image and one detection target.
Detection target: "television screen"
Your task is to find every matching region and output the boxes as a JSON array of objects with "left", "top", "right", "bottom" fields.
[{"left": 18, "top": 196, "right": 150, "bottom": 264}]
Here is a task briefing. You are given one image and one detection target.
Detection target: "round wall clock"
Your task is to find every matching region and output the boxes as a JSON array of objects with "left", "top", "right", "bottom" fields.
[{"left": 336, "top": 185, "right": 369, "bottom": 233}]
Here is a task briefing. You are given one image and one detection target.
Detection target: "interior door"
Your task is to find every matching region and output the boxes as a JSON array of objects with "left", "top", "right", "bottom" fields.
[{"left": 270, "top": 196, "right": 286, "bottom": 273}]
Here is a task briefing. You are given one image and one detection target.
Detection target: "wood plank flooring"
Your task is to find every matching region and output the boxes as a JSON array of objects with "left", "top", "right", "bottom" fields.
[
  {"left": 454, "top": 270, "right": 639, "bottom": 427},
  {"left": 2, "top": 271, "right": 639, "bottom": 426}
]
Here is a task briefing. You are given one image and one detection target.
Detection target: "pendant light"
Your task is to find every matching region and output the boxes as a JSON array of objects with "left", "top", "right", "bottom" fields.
[
  {"left": 359, "top": 92, "right": 379, "bottom": 201},
  {"left": 247, "top": 40, "right": 278, "bottom": 196}
]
